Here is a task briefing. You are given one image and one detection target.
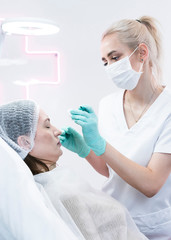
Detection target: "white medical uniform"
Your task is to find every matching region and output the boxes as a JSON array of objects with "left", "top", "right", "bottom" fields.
[
  {"left": 98, "top": 87, "right": 171, "bottom": 240},
  {"left": 0, "top": 137, "right": 79, "bottom": 240}
]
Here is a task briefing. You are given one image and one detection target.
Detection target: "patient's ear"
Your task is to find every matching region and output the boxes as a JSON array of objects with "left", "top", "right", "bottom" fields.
[{"left": 17, "top": 136, "right": 31, "bottom": 150}]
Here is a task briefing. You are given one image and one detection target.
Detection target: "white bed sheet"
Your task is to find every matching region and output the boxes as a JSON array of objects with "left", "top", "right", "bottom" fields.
[{"left": 0, "top": 137, "right": 79, "bottom": 240}]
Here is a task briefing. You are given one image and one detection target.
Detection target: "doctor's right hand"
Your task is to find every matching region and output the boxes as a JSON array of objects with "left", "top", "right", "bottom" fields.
[
  {"left": 70, "top": 105, "right": 106, "bottom": 156},
  {"left": 59, "top": 127, "right": 91, "bottom": 158}
]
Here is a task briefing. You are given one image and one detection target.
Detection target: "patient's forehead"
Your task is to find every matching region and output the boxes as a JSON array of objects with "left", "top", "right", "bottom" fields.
[{"left": 38, "top": 109, "right": 49, "bottom": 124}]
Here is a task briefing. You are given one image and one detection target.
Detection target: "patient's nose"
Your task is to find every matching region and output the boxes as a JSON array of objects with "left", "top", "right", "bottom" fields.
[{"left": 53, "top": 128, "right": 61, "bottom": 137}]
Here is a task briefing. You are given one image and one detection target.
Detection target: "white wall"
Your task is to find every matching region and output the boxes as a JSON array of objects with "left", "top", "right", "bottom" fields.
[{"left": 0, "top": 0, "right": 171, "bottom": 188}]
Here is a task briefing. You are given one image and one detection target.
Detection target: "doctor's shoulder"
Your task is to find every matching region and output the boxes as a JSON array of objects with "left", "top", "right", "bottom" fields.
[
  {"left": 162, "top": 86, "right": 171, "bottom": 109},
  {"left": 164, "top": 86, "right": 171, "bottom": 98}
]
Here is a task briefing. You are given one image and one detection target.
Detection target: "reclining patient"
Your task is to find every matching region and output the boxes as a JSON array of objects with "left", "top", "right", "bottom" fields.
[{"left": 0, "top": 99, "right": 147, "bottom": 240}]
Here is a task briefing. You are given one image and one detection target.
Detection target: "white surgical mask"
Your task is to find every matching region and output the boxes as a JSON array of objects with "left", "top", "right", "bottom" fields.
[{"left": 105, "top": 47, "right": 143, "bottom": 90}]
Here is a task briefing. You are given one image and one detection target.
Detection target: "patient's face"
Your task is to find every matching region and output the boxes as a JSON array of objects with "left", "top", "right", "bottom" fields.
[{"left": 29, "top": 109, "right": 63, "bottom": 166}]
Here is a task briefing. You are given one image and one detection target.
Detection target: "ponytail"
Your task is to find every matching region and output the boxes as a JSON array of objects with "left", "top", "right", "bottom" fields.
[{"left": 139, "top": 16, "right": 163, "bottom": 81}]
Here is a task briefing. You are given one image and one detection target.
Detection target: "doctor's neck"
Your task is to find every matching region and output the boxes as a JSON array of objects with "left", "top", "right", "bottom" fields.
[{"left": 127, "top": 70, "right": 163, "bottom": 103}]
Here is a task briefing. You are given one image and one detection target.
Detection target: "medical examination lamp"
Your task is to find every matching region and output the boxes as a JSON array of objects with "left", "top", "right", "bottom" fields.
[{"left": 1, "top": 18, "right": 60, "bottom": 36}]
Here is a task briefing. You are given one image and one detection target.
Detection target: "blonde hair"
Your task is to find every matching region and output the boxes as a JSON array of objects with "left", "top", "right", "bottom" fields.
[{"left": 102, "top": 16, "right": 163, "bottom": 82}]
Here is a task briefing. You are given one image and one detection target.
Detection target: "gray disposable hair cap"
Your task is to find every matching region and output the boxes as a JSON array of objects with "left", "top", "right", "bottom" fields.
[{"left": 0, "top": 99, "right": 39, "bottom": 159}]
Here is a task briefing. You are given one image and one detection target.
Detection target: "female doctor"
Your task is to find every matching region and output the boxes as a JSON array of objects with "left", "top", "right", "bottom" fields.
[{"left": 60, "top": 16, "right": 171, "bottom": 239}]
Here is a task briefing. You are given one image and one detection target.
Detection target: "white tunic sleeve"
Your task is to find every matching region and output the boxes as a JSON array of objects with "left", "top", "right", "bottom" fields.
[{"left": 154, "top": 114, "right": 171, "bottom": 154}]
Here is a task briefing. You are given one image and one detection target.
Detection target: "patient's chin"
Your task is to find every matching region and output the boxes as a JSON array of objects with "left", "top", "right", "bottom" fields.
[{"left": 56, "top": 149, "right": 63, "bottom": 159}]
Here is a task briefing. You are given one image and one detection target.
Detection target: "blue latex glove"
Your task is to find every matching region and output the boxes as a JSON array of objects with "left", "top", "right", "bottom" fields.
[
  {"left": 70, "top": 105, "right": 106, "bottom": 156},
  {"left": 59, "top": 127, "right": 91, "bottom": 158}
]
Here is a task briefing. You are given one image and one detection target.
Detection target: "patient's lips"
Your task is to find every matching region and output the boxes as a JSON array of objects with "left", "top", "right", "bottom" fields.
[{"left": 57, "top": 141, "right": 61, "bottom": 147}]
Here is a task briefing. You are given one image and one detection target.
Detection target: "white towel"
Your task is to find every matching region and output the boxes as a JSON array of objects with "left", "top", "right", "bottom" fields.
[{"left": 34, "top": 166, "right": 148, "bottom": 240}]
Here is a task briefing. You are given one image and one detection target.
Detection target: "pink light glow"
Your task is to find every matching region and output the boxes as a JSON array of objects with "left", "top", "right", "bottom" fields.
[
  {"left": 15, "top": 36, "right": 61, "bottom": 99},
  {"left": 0, "top": 19, "right": 60, "bottom": 99},
  {"left": 24, "top": 36, "right": 60, "bottom": 85}
]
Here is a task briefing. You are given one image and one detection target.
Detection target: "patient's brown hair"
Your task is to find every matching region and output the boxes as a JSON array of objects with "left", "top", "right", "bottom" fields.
[{"left": 24, "top": 154, "right": 49, "bottom": 175}]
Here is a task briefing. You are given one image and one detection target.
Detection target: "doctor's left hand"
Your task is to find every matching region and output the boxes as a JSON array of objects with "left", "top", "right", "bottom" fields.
[
  {"left": 59, "top": 127, "right": 91, "bottom": 158},
  {"left": 70, "top": 105, "right": 106, "bottom": 156}
]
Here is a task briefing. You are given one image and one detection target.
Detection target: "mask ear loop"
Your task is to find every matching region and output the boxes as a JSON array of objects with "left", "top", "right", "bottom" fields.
[
  {"left": 128, "top": 46, "right": 139, "bottom": 58},
  {"left": 129, "top": 46, "right": 144, "bottom": 73}
]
